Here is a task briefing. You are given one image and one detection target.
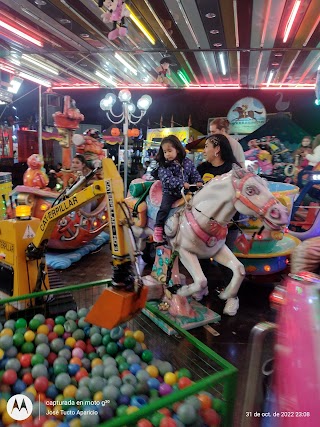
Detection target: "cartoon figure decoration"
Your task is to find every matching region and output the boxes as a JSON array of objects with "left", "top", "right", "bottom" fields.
[
  {"left": 156, "top": 58, "right": 172, "bottom": 85},
  {"left": 244, "top": 139, "right": 273, "bottom": 175},
  {"left": 53, "top": 96, "right": 84, "bottom": 130},
  {"left": 72, "top": 129, "right": 105, "bottom": 169},
  {"left": 23, "top": 154, "right": 49, "bottom": 189},
  {"left": 99, "top": 0, "right": 130, "bottom": 40}
]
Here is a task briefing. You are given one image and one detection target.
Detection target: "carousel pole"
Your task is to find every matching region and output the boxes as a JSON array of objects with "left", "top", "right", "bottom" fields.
[{"left": 38, "top": 85, "right": 43, "bottom": 157}]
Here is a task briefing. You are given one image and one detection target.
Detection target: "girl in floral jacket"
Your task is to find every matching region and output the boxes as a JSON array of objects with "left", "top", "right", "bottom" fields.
[{"left": 152, "top": 135, "right": 203, "bottom": 242}]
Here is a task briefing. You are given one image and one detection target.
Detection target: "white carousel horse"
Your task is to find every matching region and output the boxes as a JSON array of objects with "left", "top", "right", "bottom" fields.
[{"left": 133, "top": 165, "right": 290, "bottom": 303}]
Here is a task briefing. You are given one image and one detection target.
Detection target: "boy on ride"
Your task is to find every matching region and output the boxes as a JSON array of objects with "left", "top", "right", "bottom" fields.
[{"left": 152, "top": 135, "right": 203, "bottom": 243}]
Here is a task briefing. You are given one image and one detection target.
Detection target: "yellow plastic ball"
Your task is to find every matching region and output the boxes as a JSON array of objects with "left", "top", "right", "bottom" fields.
[
  {"left": 65, "top": 337, "right": 76, "bottom": 348},
  {"left": 133, "top": 330, "right": 145, "bottom": 343},
  {"left": 93, "top": 391, "right": 103, "bottom": 402},
  {"left": 124, "top": 330, "right": 134, "bottom": 337},
  {"left": 37, "top": 324, "right": 50, "bottom": 335},
  {"left": 26, "top": 385, "right": 37, "bottom": 397},
  {"left": 43, "top": 420, "right": 59, "bottom": 427},
  {"left": 63, "top": 385, "right": 77, "bottom": 398},
  {"left": 2, "top": 411, "right": 15, "bottom": 426},
  {"left": 164, "top": 372, "right": 177, "bottom": 385},
  {"left": 69, "top": 418, "right": 82, "bottom": 427},
  {"left": 146, "top": 365, "right": 159, "bottom": 378},
  {"left": 91, "top": 358, "right": 103, "bottom": 368},
  {"left": 141, "top": 343, "right": 147, "bottom": 350},
  {"left": 126, "top": 406, "right": 139, "bottom": 414},
  {"left": 0, "top": 328, "right": 13, "bottom": 337},
  {"left": 0, "top": 398, "right": 7, "bottom": 414},
  {"left": 0, "top": 349, "right": 4, "bottom": 360},
  {"left": 24, "top": 330, "right": 35, "bottom": 342}
]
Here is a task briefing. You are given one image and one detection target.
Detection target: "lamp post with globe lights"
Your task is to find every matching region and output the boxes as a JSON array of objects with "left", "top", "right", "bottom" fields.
[{"left": 100, "top": 89, "right": 152, "bottom": 194}]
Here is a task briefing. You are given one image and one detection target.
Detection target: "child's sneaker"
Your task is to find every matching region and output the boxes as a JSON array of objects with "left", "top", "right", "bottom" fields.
[{"left": 153, "top": 226, "right": 164, "bottom": 243}]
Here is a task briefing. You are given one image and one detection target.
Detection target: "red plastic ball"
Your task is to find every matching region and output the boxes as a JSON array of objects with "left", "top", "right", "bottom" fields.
[
  {"left": 86, "top": 343, "right": 95, "bottom": 353},
  {"left": 160, "top": 417, "right": 177, "bottom": 427},
  {"left": 47, "top": 352, "right": 58, "bottom": 365},
  {"left": 75, "top": 368, "right": 89, "bottom": 382},
  {"left": 159, "top": 408, "right": 172, "bottom": 417},
  {"left": 201, "top": 408, "right": 221, "bottom": 426},
  {"left": 34, "top": 376, "right": 49, "bottom": 393},
  {"left": 137, "top": 419, "right": 153, "bottom": 427},
  {"left": 22, "top": 372, "right": 34, "bottom": 385},
  {"left": 47, "top": 332, "right": 58, "bottom": 342},
  {"left": 177, "top": 376, "right": 192, "bottom": 389},
  {"left": 45, "top": 318, "right": 55, "bottom": 327},
  {"left": 20, "top": 353, "right": 32, "bottom": 368},
  {"left": 74, "top": 340, "right": 86, "bottom": 351},
  {"left": 33, "top": 415, "right": 47, "bottom": 427},
  {"left": 2, "top": 369, "right": 17, "bottom": 385}
]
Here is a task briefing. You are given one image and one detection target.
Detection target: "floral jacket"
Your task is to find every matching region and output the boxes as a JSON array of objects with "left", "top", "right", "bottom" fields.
[{"left": 152, "top": 157, "right": 202, "bottom": 196}]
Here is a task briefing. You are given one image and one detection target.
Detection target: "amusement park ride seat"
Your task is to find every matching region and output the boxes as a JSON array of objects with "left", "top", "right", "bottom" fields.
[{"left": 290, "top": 202, "right": 319, "bottom": 230}]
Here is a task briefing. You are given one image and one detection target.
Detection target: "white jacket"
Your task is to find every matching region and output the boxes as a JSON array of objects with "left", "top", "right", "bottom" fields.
[{"left": 306, "top": 145, "right": 320, "bottom": 167}]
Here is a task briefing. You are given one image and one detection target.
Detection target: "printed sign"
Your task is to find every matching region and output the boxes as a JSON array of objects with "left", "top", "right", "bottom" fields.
[
  {"left": 23, "top": 225, "right": 36, "bottom": 239},
  {"left": 227, "top": 97, "right": 266, "bottom": 134}
]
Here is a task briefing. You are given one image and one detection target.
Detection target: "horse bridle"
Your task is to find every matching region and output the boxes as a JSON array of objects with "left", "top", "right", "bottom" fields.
[{"left": 232, "top": 173, "right": 279, "bottom": 218}]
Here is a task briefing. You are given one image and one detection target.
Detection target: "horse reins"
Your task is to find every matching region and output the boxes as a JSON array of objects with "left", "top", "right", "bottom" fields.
[{"left": 232, "top": 173, "right": 279, "bottom": 218}]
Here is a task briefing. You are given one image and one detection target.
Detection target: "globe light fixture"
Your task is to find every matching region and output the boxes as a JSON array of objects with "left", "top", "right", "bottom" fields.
[{"left": 100, "top": 89, "right": 152, "bottom": 194}]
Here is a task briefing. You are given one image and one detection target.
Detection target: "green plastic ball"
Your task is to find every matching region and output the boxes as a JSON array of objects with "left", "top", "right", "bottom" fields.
[
  {"left": 106, "top": 342, "right": 118, "bottom": 356},
  {"left": 12, "top": 332, "right": 24, "bottom": 348},
  {"left": 123, "top": 336, "right": 136, "bottom": 349},
  {"left": 141, "top": 350, "right": 153, "bottom": 363},
  {"left": 28, "top": 318, "right": 41, "bottom": 331},
  {"left": 15, "top": 318, "right": 27, "bottom": 329},
  {"left": 21, "top": 341, "right": 34, "bottom": 354}
]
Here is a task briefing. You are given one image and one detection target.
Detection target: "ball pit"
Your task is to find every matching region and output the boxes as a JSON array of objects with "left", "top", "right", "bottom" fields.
[{"left": 0, "top": 310, "right": 224, "bottom": 427}]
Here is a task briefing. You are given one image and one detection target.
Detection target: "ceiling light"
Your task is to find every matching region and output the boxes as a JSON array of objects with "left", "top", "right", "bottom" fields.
[
  {"left": 274, "top": 53, "right": 283, "bottom": 57},
  {"left": 80, "top": 34, "right": 90, "bottom": 38},
  {"left": 218, "top": 52, "right": 227, "bottom": 75},
  {"left": 272, "top": 62, "right": 280, "bottom": 66},
  {"left": 114, "top": 53, "right": 137, "bottom": 75},
  {"left": 266, "top": 70, "right": 275, "bottom": 87},
  {"left": 8, "top": 77, "right": 23, "bottom": 94},
  {"left": 19, "top": 72, "right": 51, "bottom": 87},
  {"left": 22, "top": 54, "right": 59, "bottom": 75},
  {"left": 177, "top": 70, "right": 190, "bottom": 86},
  {"left": 213, "top": 43, "right": 222, "bottom": 47},
  {"left": 205, "top": 13, "right": 216, "bottom": 18},
  {"left": 210, "top": 30, "right": 219, "bottom": 34},
  {"left": 283, "top": 1, "right": 301, "bottom": 43},
  {"left": 126, "top": 5, "right": 156, "bottom": 45},
  {"left": 95, "top": 70, "right": 114, "bottom": 84},
  {"left": 34, "top": 0, "right": 46, "bottom": 5},
  {"left": 0, "top": 20, "right": 43, "bottom": 47}
]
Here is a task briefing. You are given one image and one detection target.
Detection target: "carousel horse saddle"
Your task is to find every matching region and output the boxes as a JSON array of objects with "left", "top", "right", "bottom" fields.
[{"left": 146, "top": 180, "right": 189, "bottom": 226}]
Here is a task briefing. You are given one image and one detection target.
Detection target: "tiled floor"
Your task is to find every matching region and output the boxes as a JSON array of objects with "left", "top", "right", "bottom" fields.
[{"left": 56, "top": 243, "right": 281, "bottom": 426}]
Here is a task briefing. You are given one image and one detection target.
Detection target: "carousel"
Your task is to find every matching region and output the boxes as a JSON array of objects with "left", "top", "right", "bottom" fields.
[{"left": 6, "top": 96, "right": 113, "bottom": 251}]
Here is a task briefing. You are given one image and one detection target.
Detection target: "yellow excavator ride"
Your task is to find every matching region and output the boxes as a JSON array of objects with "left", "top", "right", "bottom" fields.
[{"left": 0, "top": 158, "right": 147, "bottom": 327}]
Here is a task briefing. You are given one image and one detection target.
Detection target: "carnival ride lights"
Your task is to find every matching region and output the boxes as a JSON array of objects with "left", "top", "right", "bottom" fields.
[{"left": 100, "top": 89, "right": 152, "bottom": 194}]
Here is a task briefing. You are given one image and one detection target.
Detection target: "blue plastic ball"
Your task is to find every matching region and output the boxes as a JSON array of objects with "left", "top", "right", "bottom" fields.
[
  {"left": 130, "top": 396, "right": 147, "bottom": 408},
  {"left": 68, "top": 363, "right": 80, "bottom": 376},
  {"left": 129, "top": 363, "right": 142, "bottom": 375},
  {"left": 147, "top": 377, "right": 160, "bottom": 390},
  {"left": 117, "top": 395, "right": 130, "bottom": 405},
  {"left": 12, "top": 379, "right": 27, "bottom": 394}
]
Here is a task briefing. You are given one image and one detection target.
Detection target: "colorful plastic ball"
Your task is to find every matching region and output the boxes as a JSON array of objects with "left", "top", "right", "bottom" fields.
[
  {"left": 12, "top": 379, "right": 27, "bottom": 394},
  {"left": 35, "top": 333, "right": 49, "bottom": 346},
  {"left": 147, "top": 377, "right": 160, "bottom": 390},
  {"left": 146, "top": 365, "right": 159, "bottom": 378},
  {"left": 22, "top": 372, "right": 34, "bottom": 385},
  {"left": 151, "top": 412, "right": 165, "bottom": 427},
  {"left": 141, "top": 349, "right": 153, "bottom": 363},
  {"left": 21, "top": 342, "right": 35, "bottom": 354},
  {"left": 198, "top": 393, "right": 212, "bottom": 410},
  {"left": 46, "top": 384, "right": 59, "bottom": 399},
  {"left": 177, "top": 368, "right": 192, "bottom": 379},
  {"left": 129, "top": 363, "right": 142, "bottom": 375},
  {"left": 2, "top": 369, "right": 17, "bottom": 385},
  {"left": 63, "top": 384, "right": 77, "bottom": 398},
  {"left": 29, "top": 318, "right": 41, "bottom": 331},
  {"left": 24, "top": 330, "right": 35, "bottom": 342},
  {"left": 177, "top": 404, "right": 197, "bottom": 424},
  {"left": 12, "top": 332, "right": 25, "bottom": 347},
  {"left": 72, "top": 348, "right": 84, "bottom": 359},
  {"left": 55, "top": 373, "right": 71, "bottom": 390},
  {"left": 159, "top": 417, "right": 177, "bottom": 427},
  {"left": 110, "top": 326, "right": 124, "bottom": 341},
  {"left": 75, "top": 368, "right": 89, "bottom": 382},
  {"left": 133, "top": 330, "right": 145, "bottom": 343},
  {"left": 177, "top": 376, "right": 192, "bottom": 389},
  {"left": 106, "top": 342, "right": 118, "bottom": 356},
  {"left": 164, "top": 372, "right": 177, "bottom": 385},
  {"left": 48, "top": 332, "right": 59, "bottom": 342},
  {"left": 137, "top": 419, "right": 153, "bottom": 427},
  {"left": 53, "top": 324, "right": 64, "bottom": 336},
  {"left": 68, "top": 363, "right": 80, "bottom": 376},
  {"left": 32, "top": 353, "right": 45, "bottom": 366},
  {"left": 159, "top": 383, "right": 172, "bottom": 396},
  {"left": 123, "top": 336, "right": 136, "bottom": 349},
  {"left": 34, "top": 376, "right": 49, "bottom": 393},
  {"left": 37, "top": 325, "right": 49, "bottom": 335},
  {"left": 55, "top": 316, "right": 65, "bottom": 325},
  {"left": 201, "top": 408, "right": 221, "bottom": 426},
  {"left": 31, "top": 364, "right": 48, "bottom": 379},
  {"left": 15, "top": 318, "right": 27, "bottom": 329}
]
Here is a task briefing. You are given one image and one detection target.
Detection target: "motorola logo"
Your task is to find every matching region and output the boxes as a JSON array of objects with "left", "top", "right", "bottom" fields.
[{"left": 7, "top": 394, "right": 33, "bottom": 421}]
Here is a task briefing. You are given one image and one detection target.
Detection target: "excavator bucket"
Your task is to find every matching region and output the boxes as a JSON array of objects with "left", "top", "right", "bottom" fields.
[{"left": 85, "top": 286, "right": 148, "bottom": 329}]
